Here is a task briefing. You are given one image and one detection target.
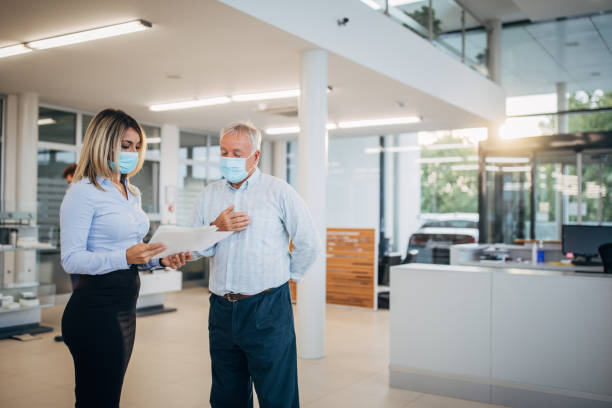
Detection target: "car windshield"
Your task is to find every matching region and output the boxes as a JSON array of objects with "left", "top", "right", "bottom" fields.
[{"left": 422, "top": 220, "right": 478, "bottom": 229}]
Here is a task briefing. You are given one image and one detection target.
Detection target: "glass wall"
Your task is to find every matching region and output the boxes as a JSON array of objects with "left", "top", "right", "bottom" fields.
[{"left": 361, "top": 0, "right": 489, "bottom": 77}]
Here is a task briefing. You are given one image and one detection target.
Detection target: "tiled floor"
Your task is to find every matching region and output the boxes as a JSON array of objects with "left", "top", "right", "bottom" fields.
[{"left": 0, "top": 288, "right": 504, "bottom": 408}]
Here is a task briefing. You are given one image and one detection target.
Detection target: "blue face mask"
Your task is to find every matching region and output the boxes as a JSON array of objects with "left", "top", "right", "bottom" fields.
[
  {"left": 220, "top": 153, "right": 255, "bottom": 183},
  {"left": 108, "top": 152, "right": 139, "bottom": 174}
]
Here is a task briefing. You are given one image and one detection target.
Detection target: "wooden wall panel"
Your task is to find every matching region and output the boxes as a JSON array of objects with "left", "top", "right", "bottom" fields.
[
  {"left": 326, "top": 228, "right": 376, "bottom": 308},
  {"left": 289, "top": 228, "right": 376, "bottom": 308}
]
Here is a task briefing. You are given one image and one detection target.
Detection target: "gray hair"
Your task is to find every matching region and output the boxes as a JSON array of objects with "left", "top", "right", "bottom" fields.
[{"left": 220, "top": 121, "right": 262, "bottom": 154}]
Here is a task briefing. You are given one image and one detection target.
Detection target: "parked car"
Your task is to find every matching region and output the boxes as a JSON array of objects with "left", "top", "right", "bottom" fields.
[
  {"left": 409, "top": 213, "right": 479, "bottom": 249},
  {"left": 406, "top": 213, "right": 479, "bottom": 264}
]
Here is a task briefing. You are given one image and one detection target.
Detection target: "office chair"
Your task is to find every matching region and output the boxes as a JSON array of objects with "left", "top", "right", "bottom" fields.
[{"left": 599, "top": 243, "right": 612, "bottom": 274}]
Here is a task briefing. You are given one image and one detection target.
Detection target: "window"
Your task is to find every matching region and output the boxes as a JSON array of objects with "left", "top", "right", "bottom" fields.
[
  {"left": 39, "top": 107, "right": 77, "bottom": 145},
  {"left": 37, "top": 149, "right": 77, "bottom": 244}
]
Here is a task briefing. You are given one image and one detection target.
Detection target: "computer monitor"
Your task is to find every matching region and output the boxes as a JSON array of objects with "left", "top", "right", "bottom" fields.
[{"left": 562, "top": 224, "right": 612, "bottom": 265}]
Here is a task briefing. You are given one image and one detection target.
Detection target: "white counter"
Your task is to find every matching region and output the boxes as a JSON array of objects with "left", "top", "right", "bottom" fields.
[{"left": 389, "top": 263, "right": 612, "bottom": 408}]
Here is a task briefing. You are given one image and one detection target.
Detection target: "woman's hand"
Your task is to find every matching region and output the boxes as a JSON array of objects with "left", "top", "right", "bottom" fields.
[
  {"left": 126, "top": 242, "right": 166, "bottom": 265},
  {"left": 161, "top": 252, "right": 192, "bottom": 269}
]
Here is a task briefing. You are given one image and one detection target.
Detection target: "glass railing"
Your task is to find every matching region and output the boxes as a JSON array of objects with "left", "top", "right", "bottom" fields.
[{"left": 361, "top": 0, "right": 490, "bottom": 78}]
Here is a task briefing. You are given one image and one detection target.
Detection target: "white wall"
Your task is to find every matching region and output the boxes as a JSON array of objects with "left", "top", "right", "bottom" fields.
[{"left": 326, "top": 136, "right": 379, "bottom": 229}]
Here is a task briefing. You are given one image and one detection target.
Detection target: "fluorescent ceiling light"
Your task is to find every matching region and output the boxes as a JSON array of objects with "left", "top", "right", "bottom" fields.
[
  {"left": 27, "top": 20, "right": 152, "bottom": 50},
  {"left": 265, "top": 123, "right": 337, "bottom": 135},
  {"left": 37, "top": 118, "right": 56, "bottom": 126},
  {"left": 265, "top": 126, "right": 300, "bottom": 135},
  {"left": 231, "top": 89, "right": 300, "bottom": 102},
  {"left": 360, "top": 0, "right": 382, "bottom": 9},
  {"left": 338, "top": 116, "right": 421, "bottom": 129},
  {"left": 0, "top": 44, "right": 32, "bottom": 58},
  {"left": 485, "top": 157, "right": 530, "bottom": 164},
  {"left": 150, "top": 96, "right": 231, "bottom": 112}
]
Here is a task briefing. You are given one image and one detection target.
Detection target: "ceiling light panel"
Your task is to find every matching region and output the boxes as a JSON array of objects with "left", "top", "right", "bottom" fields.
[
  {"left": 150, "top": 96, "right": 231, "bottom": 112},
  {"left": 27, "top": 20, "right": 152, "bottom": 50},
  {"left": 0, "top": 44, "right": 32, "bottom": 58},
  {"left": 231, "top": 89, "right": 300, "bottom": 102}
]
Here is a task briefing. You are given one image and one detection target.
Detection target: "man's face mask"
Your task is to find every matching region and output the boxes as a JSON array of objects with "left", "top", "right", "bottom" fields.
[{"left": 219, "top": 152, "right": 255, "bottom": 183}]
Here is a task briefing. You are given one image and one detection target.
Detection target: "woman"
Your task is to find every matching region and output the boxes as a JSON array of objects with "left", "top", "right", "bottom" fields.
[{"left": 60, "top": 108, "right": 191, "bottom": 408}]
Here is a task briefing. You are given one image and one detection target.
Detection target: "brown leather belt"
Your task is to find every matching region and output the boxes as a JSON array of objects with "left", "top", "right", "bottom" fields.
[{"left": 221, "top": 288, "right": 274, "bottom": 303}]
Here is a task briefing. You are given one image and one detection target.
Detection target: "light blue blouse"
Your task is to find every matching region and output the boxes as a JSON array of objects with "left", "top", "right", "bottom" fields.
[{"left": 60, "top": 177, "right": 160, "bottom": 275}]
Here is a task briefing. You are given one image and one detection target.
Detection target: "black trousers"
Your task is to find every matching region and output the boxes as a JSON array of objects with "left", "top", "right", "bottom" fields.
[
  {"left": 209, "top": 282, "right": 299, "bottom": 408},
  {"left": 62, "top": 266, "right": 140, "bottom": 408}
]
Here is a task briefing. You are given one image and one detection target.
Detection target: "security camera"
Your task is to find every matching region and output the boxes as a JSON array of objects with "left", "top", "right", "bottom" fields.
[{"left": 337, "top": 17, "right": 349, "bottom": 26}]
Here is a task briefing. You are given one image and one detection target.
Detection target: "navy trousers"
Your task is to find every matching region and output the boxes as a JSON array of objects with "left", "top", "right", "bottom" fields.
[{"left": 208, "top": 282, "right": 299, "bottom": 408}]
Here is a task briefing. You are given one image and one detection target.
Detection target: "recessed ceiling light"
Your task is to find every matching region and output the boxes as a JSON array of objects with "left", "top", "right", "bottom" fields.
[
  {"left": 37, "top": 118, "right": 56, "bottom": 126},
  {"left": 232, "top": 89, "right": 300, "bottom": 102},
  {"left": 0, "top": 44, "right": 32, "bottom": 59},
  {"left": 149, "top": 96, "right": 231, "bottom": 112},
  {"left": 338, "top": 116, "right": 421, "bottom": 129},
  {"left": 27, "top": 20, "right": 152, "bottom": 50}
]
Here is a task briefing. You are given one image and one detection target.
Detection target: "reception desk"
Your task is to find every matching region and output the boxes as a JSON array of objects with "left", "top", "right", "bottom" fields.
[{"left": 389, "top": 263, "right": 612, "bottom": 408}]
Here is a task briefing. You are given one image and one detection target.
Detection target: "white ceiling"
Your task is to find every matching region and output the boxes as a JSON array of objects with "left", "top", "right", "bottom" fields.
[
  {"left": 501, "top": 13, "right": 612, "bottom": 96},
  {"left": 512, "top": 0, "right": 612, "bottom": 22},
  {"left": 0, "top": 0, "right": 488, "bottom": 140}
]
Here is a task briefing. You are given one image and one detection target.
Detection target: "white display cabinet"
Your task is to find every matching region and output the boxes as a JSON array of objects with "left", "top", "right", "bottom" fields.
[{"left": 0, "top": 212, "right": 56, "bottom": 339}]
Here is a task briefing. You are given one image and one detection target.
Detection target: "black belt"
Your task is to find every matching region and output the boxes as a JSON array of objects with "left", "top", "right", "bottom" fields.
[{"left": 220, "top": 287, "right": 274, "bottom": 303}]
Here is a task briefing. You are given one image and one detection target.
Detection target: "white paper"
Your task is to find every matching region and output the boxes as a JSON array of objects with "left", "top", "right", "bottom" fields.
[{"left": 148, "top": 225, "right": 233, "bottom": 258}]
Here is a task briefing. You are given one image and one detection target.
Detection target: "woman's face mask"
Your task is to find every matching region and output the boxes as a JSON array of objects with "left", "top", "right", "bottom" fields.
[{"left": 109, "top": 152, "right": 139, "bottom": 174}]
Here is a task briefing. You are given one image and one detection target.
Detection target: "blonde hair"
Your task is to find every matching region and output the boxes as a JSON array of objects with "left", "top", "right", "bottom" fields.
[
  {"left": 220, "top": 121, "right": 261, "bottom": 154},
  {"left": 73, "top": 109, "right": 147, "bottom": 194}
]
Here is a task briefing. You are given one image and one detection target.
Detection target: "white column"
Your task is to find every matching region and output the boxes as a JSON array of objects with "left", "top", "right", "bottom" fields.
[
  {"left": 160, "top": 124, "right": 179, "bottom": 225},
  {"left": 557, "top": 82, "right": 568, "bottom": 134},
  {"left": 260, "top": 140, "right": 273, "bottom": 174},
  {"left": 272, "top": 141, "right": 287, "bottom": 180},
  {"left": 3, "top": 94, "right": 19, "bottom": 212},
  {"left": 297, "top": 49, "right": 327, "bottom": 359},
  {"left": 487, "top": 19, "right": 503, "bottom": 142},
  {"left": 16, "top": 92, "right": 39, "bottom": 215},
  {"left": 487, "top": 19, "right": 502, "bottom": 84}
]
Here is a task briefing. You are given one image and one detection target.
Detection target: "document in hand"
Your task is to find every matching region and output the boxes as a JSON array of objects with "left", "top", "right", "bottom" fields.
[{"left": 149, "top": 225, "right": 233, "bottom": 258}]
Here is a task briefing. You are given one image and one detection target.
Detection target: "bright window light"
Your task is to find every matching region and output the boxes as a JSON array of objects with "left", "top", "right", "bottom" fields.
[
  {"left": 451, "top": 164, "right": 479, "bottom": 172},
  {"left": 231, "top": 89, "right": 300, "bottom": 102},
  {"left": 27, "top": 20, "right": 152, "bottom": 50},
  {"left": 338, "top": 116, "right": 421, "bottom": 129},
  {"left": 37, "top": 118, "right": 56, "bottom": 126},
  {"left": 502, "top": 166, "right": 532, "bottom": 173},
  {"left": 360, "top": 0, "right": 382, "bottom": 9},
  {"left": 146, "top": 137, "right": 161, "bottom": 144},
  {"left": 485, "top": 157, "right": 530, "bottom": 164},
  {"left": 0, "top": 44, "right": 32, "bottom": 59},
  {"left": 149, "top": 97, "right": 231, "bottom": 112},
  {"left": 418, "top": 157, "right": 463, "bottom": 164}
]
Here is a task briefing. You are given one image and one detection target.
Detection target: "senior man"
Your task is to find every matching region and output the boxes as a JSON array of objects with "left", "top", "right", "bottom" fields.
[{"left": 192, "top": 122, "right": 321, "bottom": 408}]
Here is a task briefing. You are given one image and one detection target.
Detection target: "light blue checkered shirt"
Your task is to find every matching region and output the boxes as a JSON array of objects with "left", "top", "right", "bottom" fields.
[{"left": 191, "top": 169, "right": 322, "bottom": 296}]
